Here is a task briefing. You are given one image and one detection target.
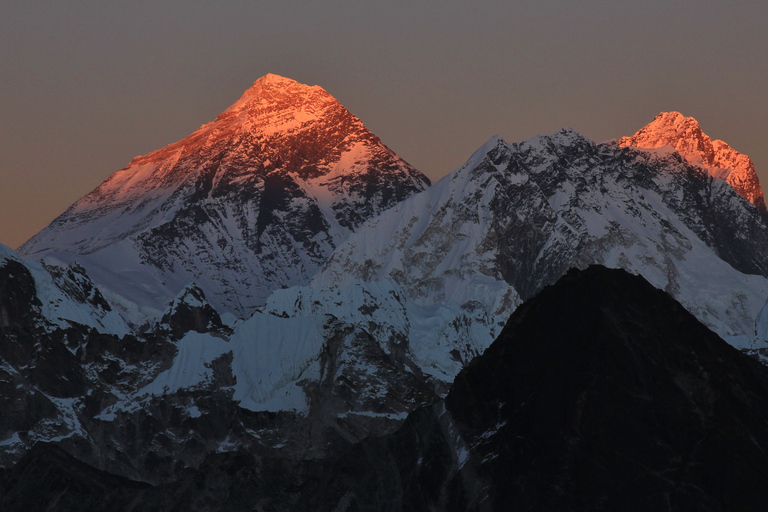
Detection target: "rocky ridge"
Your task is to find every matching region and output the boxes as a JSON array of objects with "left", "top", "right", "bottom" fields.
[{"left": 306, "top": 129, "right": 768, "bottom": 377}]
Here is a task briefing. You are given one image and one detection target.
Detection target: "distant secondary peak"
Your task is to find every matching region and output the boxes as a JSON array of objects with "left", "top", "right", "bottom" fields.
[
  {"left": 550, "top": 127, "right": 590, "bottom": 144},
  {"left": 619, "top": 111, "right": 720, "bottom": 161},
  {"left": 619, "top": 112, "right": 765, "bottom": 209}
]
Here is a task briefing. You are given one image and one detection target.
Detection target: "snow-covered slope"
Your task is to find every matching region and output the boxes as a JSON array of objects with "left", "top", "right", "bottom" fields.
[
  {"left": 311, "top": 130, "right": 768, "bottom": 369},
  {"left": 0, "top": 243, "right": 129, "bottom": 335},
  {"left": 619, "top": 111, "right": 766, "bottom": 209},
  {"left": 18, "top": 74, "right": 429, "bottom": 322}
]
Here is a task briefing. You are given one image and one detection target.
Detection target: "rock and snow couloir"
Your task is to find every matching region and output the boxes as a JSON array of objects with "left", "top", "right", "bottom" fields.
[{"left": 18, "top": 74, "right": 429, "bottom": 321}]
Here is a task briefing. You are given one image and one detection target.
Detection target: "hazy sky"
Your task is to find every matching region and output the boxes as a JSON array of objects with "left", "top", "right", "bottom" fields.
[{"left": 2, "top": 1, "right": 766, "bottom": 249}]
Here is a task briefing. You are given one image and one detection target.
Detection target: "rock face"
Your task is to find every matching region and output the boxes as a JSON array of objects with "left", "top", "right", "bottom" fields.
[
  {"left": 5, "top": 267, "right": 768, "bottom": 511},
  {"left": 619, "top": 111, "right": 766, "bottom": 210},
  {"left": 18, "top": 74, "right": 429, "bottom": 320},
  {"left": 0, "top": 243, "right": 128, "bottom": 335},
  {"left": 0, "top": 244, "right": 175, "bottom": 469}
]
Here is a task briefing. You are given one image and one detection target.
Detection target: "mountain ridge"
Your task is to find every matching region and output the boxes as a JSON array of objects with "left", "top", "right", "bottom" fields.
[{"left": 310, "top": 127, "right": 768, "bottom": 369}]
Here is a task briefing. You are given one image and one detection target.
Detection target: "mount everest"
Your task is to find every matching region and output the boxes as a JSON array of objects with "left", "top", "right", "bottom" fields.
[
  {"left": 3, "top": 75, "right": 768, "bottom": 507},
  {"left": 18, "top": 74, "right": 429, "bottom": 321}
]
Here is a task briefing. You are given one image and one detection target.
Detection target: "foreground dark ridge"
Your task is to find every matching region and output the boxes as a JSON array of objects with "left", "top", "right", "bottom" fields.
[{"left": 3, "top": 266, "right": 768, "bottom": 511}]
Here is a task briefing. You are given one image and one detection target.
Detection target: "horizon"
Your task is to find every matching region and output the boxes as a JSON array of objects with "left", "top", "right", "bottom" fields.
[{"left": 2, "top": 1, "right": 766, "bottom": 249}]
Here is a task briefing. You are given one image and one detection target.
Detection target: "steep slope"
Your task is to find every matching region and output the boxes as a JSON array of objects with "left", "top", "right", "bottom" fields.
[
  {"left": 19, "top": 74, "right": 429, "bottom": 320},
  {"left": 434, "top": 266, "right": 768, "bottom": 510},
  {"left": 312, "top": 130, "right": 768, "bottom": 370},
  {"left": 0, "top": 243, "right": 128, "bottom": 335},
  {"left": 0, "top": 243, "right": 158, "bottom": 468},
  {"left": 6, "top": 267, "right": 768, "bottom": 511},
  {"left": 619, "top": 111, "right": 765, "bottom": 209}
]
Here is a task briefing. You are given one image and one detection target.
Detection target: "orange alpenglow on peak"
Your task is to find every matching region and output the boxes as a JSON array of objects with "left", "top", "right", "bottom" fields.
[
  {"left": 235, "top": 73, "right": 325, "bottom": 102},
  {"left": 619, "top": 112, "right": 765, "bottom": 210},
  {"left": 17, "top": 73, "right": 429, "bottom": 317}
]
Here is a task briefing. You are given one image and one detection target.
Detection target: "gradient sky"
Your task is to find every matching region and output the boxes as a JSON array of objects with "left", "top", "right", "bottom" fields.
[{"left": 2, "top": 0, "right": 767, "bottom": 249}]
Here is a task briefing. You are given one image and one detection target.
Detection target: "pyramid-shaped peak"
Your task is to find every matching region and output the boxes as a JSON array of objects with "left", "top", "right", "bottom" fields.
[
  {"left": 255, "top": 73, "right": 300, "bottom": 86},
  {"left": 224, "top": 73, "right": 333, "bottom": 118},
  {"left": 249, "top": 73, "right": 315, "bottom": 92}
]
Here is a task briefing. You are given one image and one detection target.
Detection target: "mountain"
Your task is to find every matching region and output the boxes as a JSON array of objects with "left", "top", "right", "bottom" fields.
[
  {"left": 5, "top": 100, "right": 768, "bottom": 508},
  {"left": 619, "top": 111, "right": 766, "bottom": 210},
  {"left": 6, "top": 267, "right": 768, "bottom": 511},
  {"left": 18, "top": 74, "right": 429, "bottom": 321},
  {"left": 307, "top": 129, "right": 768, "bottom": 377},
  {"left": 1, "top": 236, "right": 437, "bottom": 482}
]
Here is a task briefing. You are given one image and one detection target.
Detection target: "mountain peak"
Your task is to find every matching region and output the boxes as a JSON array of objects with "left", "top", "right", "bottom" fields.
[
  {"left": 650, "top": 110, "right": 697, "bottom": 128},
  {"left": 238, "top": 73, "right": 322, "bottom": 100},
  {"left": 619, "top": 112, "right": 765, "bottom": 209},
  {"left": 620, "top": 112, "right": 706, "bottom": 160},
  {"left": 254, "top": 73, "right": 299, "bottom": 86},
  {"left": 19, "top": 74, "right": 429, "bottom": 318},
  {"left": 222, "top": 74, "right": 334, "bottom": 125}
]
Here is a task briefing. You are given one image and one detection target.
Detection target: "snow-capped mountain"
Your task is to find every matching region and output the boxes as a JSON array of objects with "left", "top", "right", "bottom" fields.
[
  {"left": 5, "top": 96, "right": 768, "bottom": 506},
  {"left": 619, "top": 111, "right": 766, "bottom": 210},
  {"left": 18, "top": 74, "right": 429, "bottom": 321},
  {"left": 309, "top": 129, "right": 768, "bottom": 371}
]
